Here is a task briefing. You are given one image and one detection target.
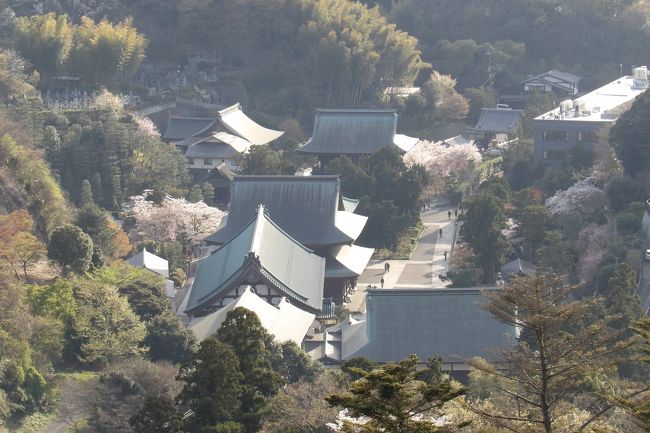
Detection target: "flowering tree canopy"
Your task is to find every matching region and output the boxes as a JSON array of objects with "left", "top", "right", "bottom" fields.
[
  {"left": 403, "top": 140, "right": 482, "bottom": 180},
  {"left": 545, "top": 177, "right": 606, "bottom": 217},
  {"left": 133, "top": 114, "right": 160, "bottom": 138},
  {"left": 126, "top": 191, "right": 225, "bottom": 245}
]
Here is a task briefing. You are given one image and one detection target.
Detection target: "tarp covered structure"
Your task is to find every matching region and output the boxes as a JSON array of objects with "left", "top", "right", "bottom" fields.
[{"left": 218, "top": 103, "right": 284, "bottom": 145}]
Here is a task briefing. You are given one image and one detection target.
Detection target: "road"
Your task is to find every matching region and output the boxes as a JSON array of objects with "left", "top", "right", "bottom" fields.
[{"left": 348, "top": 197, "right": 460, "bottom": 313}]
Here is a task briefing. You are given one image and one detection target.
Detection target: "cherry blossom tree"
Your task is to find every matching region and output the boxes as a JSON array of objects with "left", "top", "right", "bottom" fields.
[
  {"left": 126, "top": 191, "right": 225, "bottom": 246},
  {"left": 403, "top": 140, "right": 482, "bottom": 181},
  {"left": 545, "top": 177, "right": 606, "bottom": 218},
  {"left": 576, "top": 224, "right": 611, "bottom": 283},
  {"left": 133, "top": 114, "right": 160, "bottom": 138}
]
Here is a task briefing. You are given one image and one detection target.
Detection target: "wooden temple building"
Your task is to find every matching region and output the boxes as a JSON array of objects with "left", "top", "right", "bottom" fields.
[
  {"left": 162, "top": 102, "right": 284, "bottom": 172},
  {"left": 297, "top": 109, "right": 418, "bottom": 161},
  {"left": 203, "top": 175, "right": 373, "bottom": 309}
]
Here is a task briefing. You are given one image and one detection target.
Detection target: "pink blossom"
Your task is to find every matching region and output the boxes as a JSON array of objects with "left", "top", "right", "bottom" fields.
[{"left": 133, "top": 115, "right": 160, "bottom": 138}]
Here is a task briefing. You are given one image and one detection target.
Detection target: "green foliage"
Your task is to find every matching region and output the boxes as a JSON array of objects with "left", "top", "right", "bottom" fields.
[
  {"left": 201, "top": 182, "right": 215, "bottom": 206},
  {"left": 518, "top": 204, "right": 552, "bottom": 258},
  {"left": 327, "top": 354, "right": 466, "bottom": 433},
  {"left": 43, "top": 105, "right": 189, "bottom": 208},
  {"left": 239, "top": 145, "right": 283, "bottom": 175},
  {"left": 341, "top": 357, "right": 379, "bottom": 381},
  {"left": 130, "top": 395, "right": 183, "bottom": 433},
  {"left": 605, "top": 263, "right": 643, "bottom": 331},
  {"left": 460, "top": 190, "right": 508, "bottom": 283},
  {"left": 75, "top": 205, "right": 116, "bottom": 259},
  {"left": 611, "top": 89, "right": 650, "bottom": 177},
  {"left": 47, "top": 224, "right": 93, "bottom": 275},
  {"left": 14, "top": 13, "right": 147, "bottom": 88},
  {"left": 91, "top": 263, "right": 170, "bottom": 321},
  {"left": 0, "top": 133, "right": 70, "bottom": 234},
  {"left": 269, "top": 341, "right": 323, "bottom": 384},
  {"left": 616, "top": 201, "right": 645, "bottom": 235},
  {"left": 537, "top": 229, "right": 573, "bottom": 275},
  {"left": 27, "top": 278, "right": 77, "bottom": 323},
  {"left": 217, "top": 307, "right": 282, "bottom": 433},
  {"left": 187, "top": 184, "right": 204, "bottom": 202},
  {"left": 80, "top": 179, "right": 94, "bottom": 207},
  {"left": 606, "top": 176, "right": 644, "bottom": 213},
  {"left": 143, "top": 312, "right": 196, "bottom": 364},
  {"left": 72, "top": 280, "right": 147, "bottom": 366},
  {"left": 178, "top": 337, "right": 244, "bottom": 433}
]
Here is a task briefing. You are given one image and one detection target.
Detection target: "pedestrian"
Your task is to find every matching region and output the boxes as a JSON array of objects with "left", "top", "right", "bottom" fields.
[
  {"left": 386, "top": 262, "right": 390, "bottom": 273},
  {"left": 384, "top": 262, "right": 389, "bottom": 273},
  {"left": 380, "top": 277, "right": 385, "bottom": 288},
  {"left": 447, "top": 210, "right": 451, "bottom": 220},
  {"left": 438, "top": 228, "right": 443, "bottom": 237},
  {"left": 443, "top": 250, "right": 448, "bottom": 261},
  {"left": 454, "top": 209, "right": 458, "bottom": 218}
]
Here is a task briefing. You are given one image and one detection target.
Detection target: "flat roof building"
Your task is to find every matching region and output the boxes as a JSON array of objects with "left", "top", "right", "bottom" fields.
[{"left": 533, "top": 68, "right": 649, "bottom": 164}]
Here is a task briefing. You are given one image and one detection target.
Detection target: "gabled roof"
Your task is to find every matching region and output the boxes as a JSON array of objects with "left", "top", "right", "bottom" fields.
[
  {"left": 189, "top": 288, "right": 315, "bottom": 344},
  {"left": 343, "top": 288, "right": 516, "bottom": 363},
  {"left": 298, "top": 109, "right": 418, "bottom": 155},
  {"left": 162, "top": 117, "right": 215, "bottom": 141},
  {"left": 218, "top": 103, "right": 284, "bottom": 145},
  {"left": 501, "top": 258, "right": 537, "bottom": 278},
  {"left": 205, "top": 175, "right": 363, "bottom": 247},
  {"left": 474, "top": 108, "right": 524, "bottom": 134},
  {"left": 186, "top": 205, "right": 326, "bottom": 313},
  {"left": 442, "top": 135, "right": 471, "bottom": 147},
  {"left": 523, "top": 69, "right": 582, "bottom": 87},
  {"left": 126, "top": 248, "right": 169, "bottom": 278}
]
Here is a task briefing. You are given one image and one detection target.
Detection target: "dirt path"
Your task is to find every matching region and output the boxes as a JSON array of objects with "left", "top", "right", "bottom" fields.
[{"left": 36, "top": 374, "right": 97, "bottom": 433}]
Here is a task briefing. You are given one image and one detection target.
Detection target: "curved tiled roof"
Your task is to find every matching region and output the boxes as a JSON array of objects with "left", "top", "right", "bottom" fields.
[{"left": 205, "top": 175, "right": 360, "bottom": 247}]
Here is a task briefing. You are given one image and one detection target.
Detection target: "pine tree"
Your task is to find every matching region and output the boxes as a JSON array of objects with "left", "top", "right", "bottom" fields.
[
  {"left": 112, "top": 174, "right": 122, "bottom": 209},
  {"left": 201, "top": 182, "right": 215, "bottom": 206},
  {"left": 91, "top": 172, "right": 104, "bottom": 207},
  {"left": 80, "top": 179, "right": 94, "bottom": 207},
  {"left": 606, "top": 263, "right": 643, "bottom": 331},
  {"left": 130, "top": 395, "right": 183, "bottom": 433},
  {"left": 217, "top": 307, "right": 282, "bottom": 433},
  {"left": 187, "top": 184, "right": 204, "bottom": 202},
  {"left": 177, "top": 337, "right": 244, "bottom": 432},
  {"left": 326, "top": 355, "right": 466, "bottom": 433}
]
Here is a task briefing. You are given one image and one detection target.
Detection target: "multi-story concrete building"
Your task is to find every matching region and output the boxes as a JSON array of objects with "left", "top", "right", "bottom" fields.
[{"left": 533, "top": 67, "right": 649, "bottom": 165}]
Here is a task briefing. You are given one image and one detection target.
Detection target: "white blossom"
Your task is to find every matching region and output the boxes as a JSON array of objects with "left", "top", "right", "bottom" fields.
[
  {"left": 545, "top": 177, "right": 605, "bottom": 217},
  {"left": 403, "top": 140, "right": 482, "bottom": 180},
  {"left": 133, "top": 114, "right": 160, "bottom": 138},
  {"left": 125, "top": 190, "right": 225, "bottom": 245}
]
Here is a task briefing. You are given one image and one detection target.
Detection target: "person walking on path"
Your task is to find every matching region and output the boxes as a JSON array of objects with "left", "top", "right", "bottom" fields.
[
  {"left": 443, "top": 250, "right": 448, "bottom": 261},
  {"left": 438, "top": 227, "right": 443, "bottom": 237},
  {"left": 384, "top": 262, "right": 390, "bottom": 273},
  {"left": 447, "top": 210, "right": 451, "bottom": 220},
  {"left": 380, "top": 277, "right": 385, "bottom": 288},
  {"left": 454, "top": 209, "right": 458, "bottom": 218}
]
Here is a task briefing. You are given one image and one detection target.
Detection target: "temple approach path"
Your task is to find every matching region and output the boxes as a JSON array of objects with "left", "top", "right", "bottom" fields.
[{"left": 348, "top": 197, "right": 459, "bottom": 313}]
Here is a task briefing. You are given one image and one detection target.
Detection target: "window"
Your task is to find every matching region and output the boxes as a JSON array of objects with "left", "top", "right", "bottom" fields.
[
  {"left": 204, "top": 158, "right": 212, "bottom": 166},
  {"left": 543, "top": 130, "right": 568, "bottom": 141},
  {"left": 578, "top": 130, "right": 598, "bottom": 142},
  {"left": 544, "top": 149, "right": 567, "bottom": 160},
  {"left": 188, "top": 158, "right": 194, "bottom": 165}
]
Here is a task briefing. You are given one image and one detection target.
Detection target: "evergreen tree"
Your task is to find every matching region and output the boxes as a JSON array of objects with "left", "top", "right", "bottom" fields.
[
  {"left": 47, "top": 224, "right": 94, "bottom": 275},
  {"left": 460, "top": 190, "right": 508, "bottom": 283},
  {"left": 177, "top": 337, "right": 245, "bottom": 433},
  {"left": 75, "top": 205, "right": 116, "bottom": 258},
  {"left": 201, "top": 182, "right": 215, "bottom": 206},
  {"left": 144, "top": 312, "right": 196, "bottom": 364},
  {"left": 469, "top": 274, "right": 634, "bottom": 433},
  {"left": 80, "top": 179, "right": 94, "bottom": 207},
  {"left": 217, "top": 308, "right": 282, "bottom": 433},
  {"left": 112, "top": 174, "right": 123, "bottom": 209},
  {"left": 187, "top": 184, "right": 204, "bottom": 202},
  {"left": 43, "top": 125, "right": 62, "bottom": 174},
  {"left": 606, "top": 263, "right": 643, "bottom": 331},
  {"left": 326, "top": 355, "right": 466, "bottom": 433},
  {"left": 130, "top": 395, "right": 183, "bottom": 433},
  {"left": 91, "top": 172, "right": 104, "bottom": 207}
]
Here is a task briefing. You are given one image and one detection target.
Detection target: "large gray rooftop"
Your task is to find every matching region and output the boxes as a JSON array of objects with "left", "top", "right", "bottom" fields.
[
  {"left": 474, "top": 108, "right": 524, "bottom": 134},
  {"left": 299, "top": 109, "right": 417, "bottom": 155},
  {"left": 186, "top": 205, "right": 325, "bottom": 314},
  {"left": 205, "top": 175, "right": 365, "bottom": 247},
  {"left": 162, "top": 117, "right": 215, "bottom": 141},
  {"left": 348, "top": 288, "right": 517, "bottom": 363}
]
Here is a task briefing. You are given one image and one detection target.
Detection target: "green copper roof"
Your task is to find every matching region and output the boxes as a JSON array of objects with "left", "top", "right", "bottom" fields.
[{"left": 187, "top": 205, "right": 325, "bottom": 313}]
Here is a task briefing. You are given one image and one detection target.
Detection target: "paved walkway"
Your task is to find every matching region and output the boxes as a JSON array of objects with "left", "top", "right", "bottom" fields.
[{"left": 348, "top": 197, "right": 460, "bottom": 313}]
